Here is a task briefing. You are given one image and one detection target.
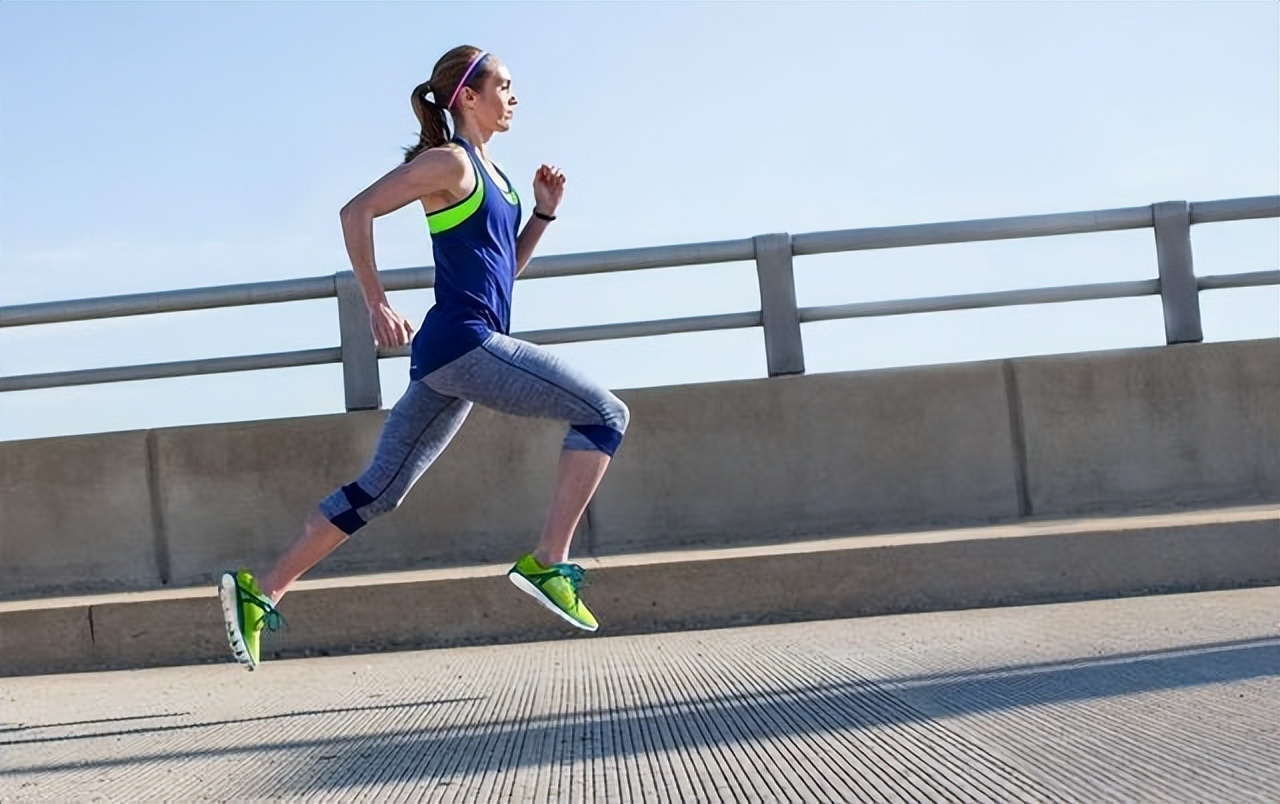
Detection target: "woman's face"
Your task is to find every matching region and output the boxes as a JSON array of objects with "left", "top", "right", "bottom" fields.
[{"left": 465, "top": 60, "right": 517, "bottom": 132}]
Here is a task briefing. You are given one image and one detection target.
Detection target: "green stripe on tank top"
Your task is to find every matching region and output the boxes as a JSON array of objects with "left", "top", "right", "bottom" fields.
[{"left": 426, "top": 174, "right": 486, "bottom": 235}]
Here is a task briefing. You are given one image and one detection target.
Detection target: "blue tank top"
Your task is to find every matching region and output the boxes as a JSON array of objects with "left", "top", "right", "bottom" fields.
[{"left": 409, "top": 137, "right": 522, "bottom": 380}]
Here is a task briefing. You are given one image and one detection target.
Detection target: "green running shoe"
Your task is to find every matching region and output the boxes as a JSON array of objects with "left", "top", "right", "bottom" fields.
[
  {"left": 507, "top": 554, "right": 599, "bottom": 632},
  {"left": 217, "top": 569, "right": 284, "bottom": 670}
]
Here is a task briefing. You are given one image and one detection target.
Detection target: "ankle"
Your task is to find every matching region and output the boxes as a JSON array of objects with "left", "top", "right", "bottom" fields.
[
  {"left": 532, "top": 549, "right": 565, "bottom": 568},
  {"left": 258, "top": 576, "right": 284, "bottom": 605}
]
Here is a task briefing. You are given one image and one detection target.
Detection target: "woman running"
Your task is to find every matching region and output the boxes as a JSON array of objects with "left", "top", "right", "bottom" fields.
[{"left": 218, "top": 45, "right": 629, "bottom": 670}]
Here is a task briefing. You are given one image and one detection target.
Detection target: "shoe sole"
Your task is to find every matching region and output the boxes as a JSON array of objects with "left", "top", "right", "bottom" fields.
[
  {"left": 507, "top": 571, "right": 598, "bottom": 632},
  {"left": 218, "top": 573, "right": 257, "bottom": 671}
]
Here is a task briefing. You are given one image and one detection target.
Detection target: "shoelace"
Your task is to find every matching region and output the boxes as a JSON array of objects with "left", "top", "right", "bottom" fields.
[
  {"left": 240, "top": 583, "right": 287, "bottom": 632},
  {"left": 555, "top": 563, "right": 587, "bottom": 591}
]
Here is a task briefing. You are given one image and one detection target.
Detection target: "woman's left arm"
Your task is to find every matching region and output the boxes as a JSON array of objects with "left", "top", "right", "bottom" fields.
[{"left": 515, "top": 164, "right": 566, "bottom": 275}]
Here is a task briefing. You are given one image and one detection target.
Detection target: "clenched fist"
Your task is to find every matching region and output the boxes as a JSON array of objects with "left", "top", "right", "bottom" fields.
[
  {"left": 370, "top": 301, "right": 414, "bottom": 348},
  {"left": 533, "top": 164, "right": 565, "bottom": 216}
]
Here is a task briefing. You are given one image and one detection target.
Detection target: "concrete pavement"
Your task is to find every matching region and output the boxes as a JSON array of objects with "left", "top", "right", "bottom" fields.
[{"left": 2, "top": 587, "right": 1276, "bottom": 802}]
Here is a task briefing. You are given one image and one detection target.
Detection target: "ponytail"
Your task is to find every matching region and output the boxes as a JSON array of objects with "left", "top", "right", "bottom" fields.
[
  {"left": 402, "top": 45, "right": 491, "bottom": 164},
  {"left": 404, "top": 81, "right": 451, "bottom": 163}
]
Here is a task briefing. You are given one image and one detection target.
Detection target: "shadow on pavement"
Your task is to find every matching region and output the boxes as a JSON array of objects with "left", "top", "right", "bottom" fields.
[
  {"left": 0, "top": 698, "right": 481, "bottom": 747},
  {"left": 5, "top": 636, "right": 1276, "bottom": 787},
  {"left": 3, "top": 712, "right": 191, "bottom": 733}
]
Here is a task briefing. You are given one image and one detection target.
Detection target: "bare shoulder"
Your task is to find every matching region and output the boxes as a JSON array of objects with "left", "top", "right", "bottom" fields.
[
  {"left": 407, "top": 143, "right": 468, "bottom": 183},
  {"left": 407, "top": 144, "right": 475, "bottom": 210},
  {"left": 344, "top": 143, "right": 474, "bottom": 219}
]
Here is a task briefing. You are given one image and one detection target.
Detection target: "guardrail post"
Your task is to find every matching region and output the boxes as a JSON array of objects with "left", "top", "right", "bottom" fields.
[
  {"left": 753, "top": 233, "right": 805, "bottom": 376},
  {"left": 335, "top": 271, "right": 382, "bottom": 410},
  {"left": 1152, "top": 200, "right": 1203, "bottom": 344}
]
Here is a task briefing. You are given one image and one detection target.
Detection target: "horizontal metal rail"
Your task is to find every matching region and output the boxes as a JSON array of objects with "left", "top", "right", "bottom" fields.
[
  {"left": 0, "top": 196, "right": 1275, "bottom": 401},
  {"left": 0, "top": 276, "right": 337, "bottom": 329},
  {"left": 0, "top": 348, "right": 342, "bottom": 393},
  {"left": 1190, "top": 196, "right": 1280, "bottom": 224},
  {"left": 376, "top": 311, "right": 766, "bottom": 359},
  {"left": 520, "top": 238, "right": 756, "bottom": 281},
  {"left": 0, "top": 313, "right": 770, "bottom": 391},
  {"left": 513, "top": 310, "right": 763, "bottom": 346},
  {"left": 799, "top": 279, "right": 1162, "bottom": 323},
  {"left": 0, "top": 240, "right": 761, "bottom": 330},
  {"left": 375, "top": 238, "right": 759, "bottom": 291},
  {"left": 379, "top": 266, "right": 436, "bottom": 293},
  {"left": 792, "top": 205, "right": 1156, "bottom": 256},
  {"left": 7, "top": 272, "right": 1271, "bottom": 393},
  {"left": 3, "top": 197, "right": 1273, "bottom": 329},
  {"left": 1197, "top": 270, "right": 1280, "bottom": 291}
]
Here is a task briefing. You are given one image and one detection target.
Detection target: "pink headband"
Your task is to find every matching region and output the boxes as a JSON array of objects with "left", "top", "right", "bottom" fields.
[{"left": 447, "top": 52, "right": 490, "bottom": 109}]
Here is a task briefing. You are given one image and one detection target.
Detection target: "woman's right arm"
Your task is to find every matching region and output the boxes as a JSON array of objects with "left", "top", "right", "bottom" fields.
[{"left": 339, "top": 149, "right": 468, "bottom": 347}]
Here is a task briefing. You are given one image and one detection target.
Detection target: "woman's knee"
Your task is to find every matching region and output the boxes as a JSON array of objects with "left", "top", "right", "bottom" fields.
[
  {"left": 607, "top": 394, "right": 630, "bottom": 434},
  {"left": 565, "top": 392, "right": 629, "bottom": 457}
]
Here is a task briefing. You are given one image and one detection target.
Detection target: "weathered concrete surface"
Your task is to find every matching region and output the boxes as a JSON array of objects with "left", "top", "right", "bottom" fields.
[
  {"left": 1, "top": 588, "right": 1275, "bottom": 802},
  {"left": 3, "top": 505, "right": 1273, "bottom": 676},
  {"left": 155, "top": 406, "right": 565, "bottom": 588},
  {"left": 591, "top": 360, "right": 1021, "bottom": 553},
  {"left": 0, "top": 431, "right": 158, "bottom": 598},
  {"left": 4, "top": 340, "right": 1277, "bottom": 598},
  {"left": 0, "top": 605, "right": 92, "bottom": 678},
  {"left": 152, "top": 413, "right": 379, "bottom": 588},
  {"left": 1015, "top": 339, "right": 1280, "bottom": 515}
]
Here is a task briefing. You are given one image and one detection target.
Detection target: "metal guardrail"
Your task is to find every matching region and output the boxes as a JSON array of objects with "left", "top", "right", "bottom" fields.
[{"left": 1, "top": 196, "right": 1276, "bottom": 408}]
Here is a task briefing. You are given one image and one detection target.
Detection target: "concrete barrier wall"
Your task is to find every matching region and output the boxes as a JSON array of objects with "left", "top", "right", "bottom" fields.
[
  {"left": 156, "top": 407, "right": 566, "bottom": 587},
  {"left": 1014, "top": 340, "right": 1280, "bottom": 515},
  {"left": 590, "top": 359, "right": 1023, "bottom": 552},
  {"left": 2, "top": 339, "right": 1276, "bottom": 599},
  {"left": 0, "top": 431, "right": 159, "bottom": 597}
]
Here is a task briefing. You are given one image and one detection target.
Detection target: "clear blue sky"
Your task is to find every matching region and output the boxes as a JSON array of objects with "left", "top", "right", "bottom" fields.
[{"left": 2, "top": 1, "right": 1277, "bottom": 441}]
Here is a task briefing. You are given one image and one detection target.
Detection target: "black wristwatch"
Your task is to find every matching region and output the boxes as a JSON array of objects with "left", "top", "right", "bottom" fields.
[{"left": 534, "top": 210, "right": 556, "bottom": 222}]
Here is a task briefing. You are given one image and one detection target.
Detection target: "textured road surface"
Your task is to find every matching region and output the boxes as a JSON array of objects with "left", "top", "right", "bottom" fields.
[{"left": 2, "top": 588, "right": 1277, "bottom": 803}]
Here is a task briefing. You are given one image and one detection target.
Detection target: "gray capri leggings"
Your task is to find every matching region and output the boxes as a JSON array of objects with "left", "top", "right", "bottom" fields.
[{"left": 319, "top": 331, "right": 630, "bottom": 535}]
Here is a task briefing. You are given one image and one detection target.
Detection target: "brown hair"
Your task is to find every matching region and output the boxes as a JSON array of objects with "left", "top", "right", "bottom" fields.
[{"left": 404, "top": 45, "right": 493, "bottom": 164}]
